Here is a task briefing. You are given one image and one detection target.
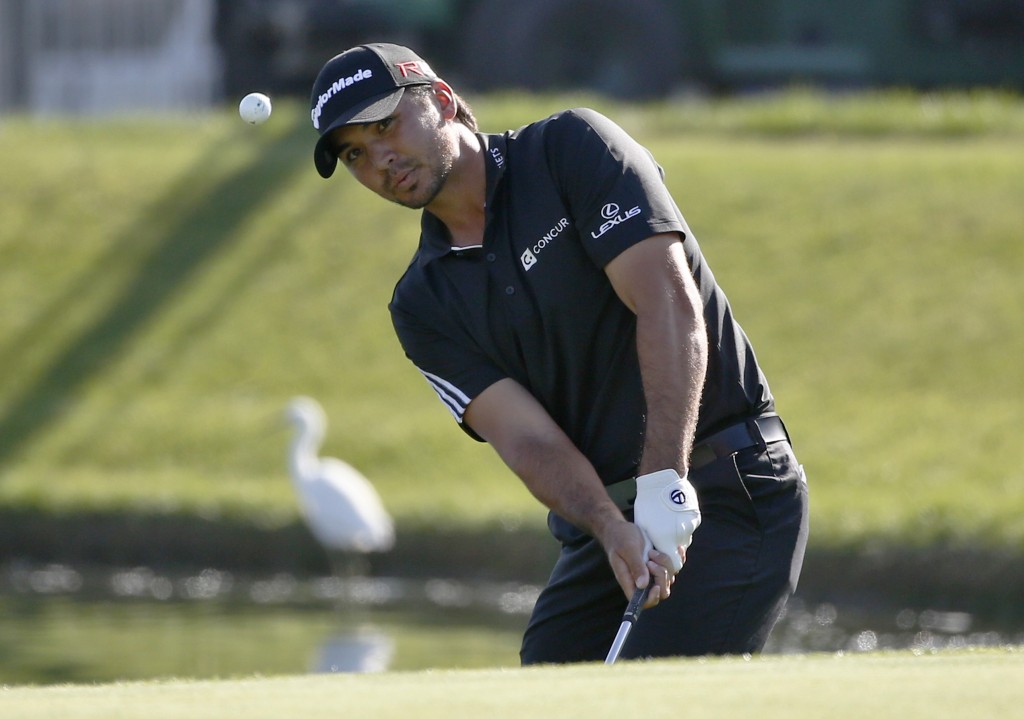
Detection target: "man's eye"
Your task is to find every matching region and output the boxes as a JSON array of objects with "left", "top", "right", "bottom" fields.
[
  {"left": 341, "top": 148, "right": 361, "bottom": 164},
  {"left": 378, "top": 117, "right": 393, "bottom": 131}
]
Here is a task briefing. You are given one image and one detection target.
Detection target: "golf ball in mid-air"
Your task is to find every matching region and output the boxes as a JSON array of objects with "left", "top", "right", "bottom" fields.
[{"left": 239, "top": 92, "right": 272, "bottom": 124}]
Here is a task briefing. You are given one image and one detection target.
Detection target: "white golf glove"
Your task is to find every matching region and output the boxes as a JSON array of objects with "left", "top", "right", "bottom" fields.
[{"left": 633, "top": 469, "right": 702, "bottom": 573}]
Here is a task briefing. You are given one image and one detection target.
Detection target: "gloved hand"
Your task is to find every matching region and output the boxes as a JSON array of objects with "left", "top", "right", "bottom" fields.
[{"left": 633, "top": 468, "right": 702, "bottom": 573}]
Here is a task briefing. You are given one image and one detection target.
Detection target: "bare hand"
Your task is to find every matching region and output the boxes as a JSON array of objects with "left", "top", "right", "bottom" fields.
[{"left": 603, "top": 521, "right": 686, "bottom": 609}]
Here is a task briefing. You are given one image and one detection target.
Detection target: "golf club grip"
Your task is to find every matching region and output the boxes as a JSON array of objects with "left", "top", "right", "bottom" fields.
[{"left": 623, "top": 583, "right": 651, "bottom": 624}]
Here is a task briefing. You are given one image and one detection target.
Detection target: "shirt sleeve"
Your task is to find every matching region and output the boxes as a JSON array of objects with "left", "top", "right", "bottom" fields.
[
  {"left": 543, "top": 108, "right": 685, "bottom": 268},
  {"left": 389, "top": 297, "right": 506, "bottom": 442}
]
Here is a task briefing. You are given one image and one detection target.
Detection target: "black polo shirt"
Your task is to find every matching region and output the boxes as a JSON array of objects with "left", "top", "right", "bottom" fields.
[{"left": 389, "top": 108, "right": 773, "bottom": 489}]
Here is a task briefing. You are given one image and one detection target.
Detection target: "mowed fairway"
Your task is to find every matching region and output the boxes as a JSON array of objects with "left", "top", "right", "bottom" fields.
[{"left": 2, "top": 650, "right": 1021, "bottom": 719}]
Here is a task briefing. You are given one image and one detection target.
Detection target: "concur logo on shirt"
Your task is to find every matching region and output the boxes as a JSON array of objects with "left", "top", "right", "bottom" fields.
[{"left": 521, "top": 217, "right": 570, "bottom": 271}]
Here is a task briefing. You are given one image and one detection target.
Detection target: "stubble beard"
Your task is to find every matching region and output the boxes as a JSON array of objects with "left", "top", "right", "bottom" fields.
[{"left": 390, "top": 122, "right": 457, "bottom": 210}]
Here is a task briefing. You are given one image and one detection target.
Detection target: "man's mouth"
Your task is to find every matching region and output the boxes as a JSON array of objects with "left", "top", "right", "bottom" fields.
[{"left": 392, "top": 167, "right": 414, "bottom": 192}]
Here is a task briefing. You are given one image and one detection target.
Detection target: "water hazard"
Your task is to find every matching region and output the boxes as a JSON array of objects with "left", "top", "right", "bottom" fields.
[{"left": 1, "top": 562, "right": 1020, "bottom": 685}]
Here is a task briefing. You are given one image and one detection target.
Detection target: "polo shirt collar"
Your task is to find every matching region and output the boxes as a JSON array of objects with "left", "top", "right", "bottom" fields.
[{"left": 417, "top": 132, "right": 508, "bottom": 264}]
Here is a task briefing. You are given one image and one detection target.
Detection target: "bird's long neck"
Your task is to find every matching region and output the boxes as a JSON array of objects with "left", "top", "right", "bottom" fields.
[{"left": 289, "top": 420, "right": 323, "bottom": 481}]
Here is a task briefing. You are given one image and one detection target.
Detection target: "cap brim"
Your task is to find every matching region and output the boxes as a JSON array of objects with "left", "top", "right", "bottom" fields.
[{"left": 313, "top": 88, "right": 407, "bottom": 179}]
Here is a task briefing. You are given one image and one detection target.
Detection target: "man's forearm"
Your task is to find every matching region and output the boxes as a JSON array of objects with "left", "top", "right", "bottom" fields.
[
  {"left": 634, "top": 281, "right": 708, "bottom": 476},
  {"left": 464, "top": 378, "right": 628, "bottom": 544},
  {"left": 502, "top": 429, "right": 626, "bottom": 543},
  {"left": 604, "top": 234, "right": 709, "bottom": 478}
]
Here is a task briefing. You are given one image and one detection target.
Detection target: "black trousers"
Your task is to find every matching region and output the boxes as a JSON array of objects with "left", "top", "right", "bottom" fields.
[{"left": 520, "top": 438, "right": 810, "bottom": 664}]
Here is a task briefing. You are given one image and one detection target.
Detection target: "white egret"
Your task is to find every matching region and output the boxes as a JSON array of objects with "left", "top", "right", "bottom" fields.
[
  {"left": 285, "top": 396, "right": 395, "bottom": 570},
  {"left": 311, "top": 628, "right": 395, "bottom": 674}
]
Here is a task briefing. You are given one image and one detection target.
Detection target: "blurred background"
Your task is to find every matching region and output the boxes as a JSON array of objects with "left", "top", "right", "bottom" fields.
[
  {"left": 2, "top": 0, "right": 1023, "bottom": 116},
  {"left": 1, "top": 0, "right": 1023, "bottom": 686}
]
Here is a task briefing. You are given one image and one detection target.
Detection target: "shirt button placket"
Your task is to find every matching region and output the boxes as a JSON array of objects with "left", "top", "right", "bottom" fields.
[{"left": 486, "top": 250, "right": 514, "bottom": 296}]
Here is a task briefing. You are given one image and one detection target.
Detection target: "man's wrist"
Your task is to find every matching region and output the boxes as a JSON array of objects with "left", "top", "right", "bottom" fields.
[
  {"left": 635, "top": 468, "right": 684, "bottom": 490},
  {"left": 587, "top": 502, "right": 631, "bottom": 548}
]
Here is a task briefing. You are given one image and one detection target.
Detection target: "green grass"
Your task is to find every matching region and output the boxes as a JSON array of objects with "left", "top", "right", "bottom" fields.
[
  {"left": 1, "top": 650, "right": 1021, "bottom": 719},
  {"left": 1, "top": 90, "right": 1023, "bottom": 547},
  {"left": 480, "top": 87, "right": 1024, "bottom": 138}
]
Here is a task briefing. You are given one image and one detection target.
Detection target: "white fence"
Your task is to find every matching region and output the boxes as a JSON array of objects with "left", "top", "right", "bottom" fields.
[{"left": 0, "top": 0, "right": 222, "bottom": 115}]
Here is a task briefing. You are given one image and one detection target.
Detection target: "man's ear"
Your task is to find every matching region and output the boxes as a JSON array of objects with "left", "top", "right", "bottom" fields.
[{"left": 432, "top": 80, "right": 458, "bottom": 121}]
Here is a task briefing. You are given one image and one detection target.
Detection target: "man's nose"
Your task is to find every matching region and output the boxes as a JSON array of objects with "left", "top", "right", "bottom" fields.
[{"left": 368, "top": 141, "right": 395, "bottom": 171}]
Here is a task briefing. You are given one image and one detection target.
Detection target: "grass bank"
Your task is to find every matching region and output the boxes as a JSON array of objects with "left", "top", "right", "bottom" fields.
[
  {"left": 1, "top": 90, "right": 1022, "bottom": 563},
  {"left": 1, "top": 650, "right": 1020, "bottom": 719}
]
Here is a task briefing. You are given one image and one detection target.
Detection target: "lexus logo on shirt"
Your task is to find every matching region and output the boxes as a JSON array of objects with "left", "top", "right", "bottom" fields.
[{"left": 592, "top": 202, "right": 642, "bottom": 239}]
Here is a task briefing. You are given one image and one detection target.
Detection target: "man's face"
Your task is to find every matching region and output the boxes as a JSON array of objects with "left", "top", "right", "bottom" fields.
[{"left": 329, "top": 89, "right": 456, "bottom": 209}]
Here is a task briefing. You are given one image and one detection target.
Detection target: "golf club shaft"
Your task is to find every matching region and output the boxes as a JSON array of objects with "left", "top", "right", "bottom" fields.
[{"left": 604, "top": 582, "right": 652, "bottom": 664}]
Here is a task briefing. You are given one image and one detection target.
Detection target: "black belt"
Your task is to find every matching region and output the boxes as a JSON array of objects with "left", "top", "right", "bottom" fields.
[{"left": 605, "top": 414, "right": 790, "bottom": 511}]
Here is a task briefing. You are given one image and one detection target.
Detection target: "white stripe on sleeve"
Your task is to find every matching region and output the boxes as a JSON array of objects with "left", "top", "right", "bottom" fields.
[{"left": 418, "top": 369, "right": 472, "bottom": 423}]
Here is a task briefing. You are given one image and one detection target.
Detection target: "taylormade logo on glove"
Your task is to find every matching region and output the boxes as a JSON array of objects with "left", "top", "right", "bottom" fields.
[{"left": 633, "top": 469, "right": 702, "bottom": 573}]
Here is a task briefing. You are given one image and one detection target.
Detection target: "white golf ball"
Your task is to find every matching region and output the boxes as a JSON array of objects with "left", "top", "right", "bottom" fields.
[{"left": 239, "top": 92, "right": 272, "bottom": 125}]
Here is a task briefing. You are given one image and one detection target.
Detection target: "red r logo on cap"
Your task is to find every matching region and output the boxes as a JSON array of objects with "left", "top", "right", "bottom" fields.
[{"left": 396, "top": 61, "right": 427, "bottom": 78}]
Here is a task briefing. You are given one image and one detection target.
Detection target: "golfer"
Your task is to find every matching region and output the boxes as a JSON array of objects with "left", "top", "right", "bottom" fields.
[{"left": 309, "top": 43, "right": 810, "bottom": 663}]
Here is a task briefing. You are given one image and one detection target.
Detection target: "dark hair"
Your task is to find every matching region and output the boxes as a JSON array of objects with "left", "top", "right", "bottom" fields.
[{"left": 408, "top": 85, "right": 478, "bottom": 132}]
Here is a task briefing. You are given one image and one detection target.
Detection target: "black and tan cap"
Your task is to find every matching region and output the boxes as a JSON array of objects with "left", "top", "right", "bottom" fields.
[{"left": 310, "top": 43, "right": 437, "bottom": 178}]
